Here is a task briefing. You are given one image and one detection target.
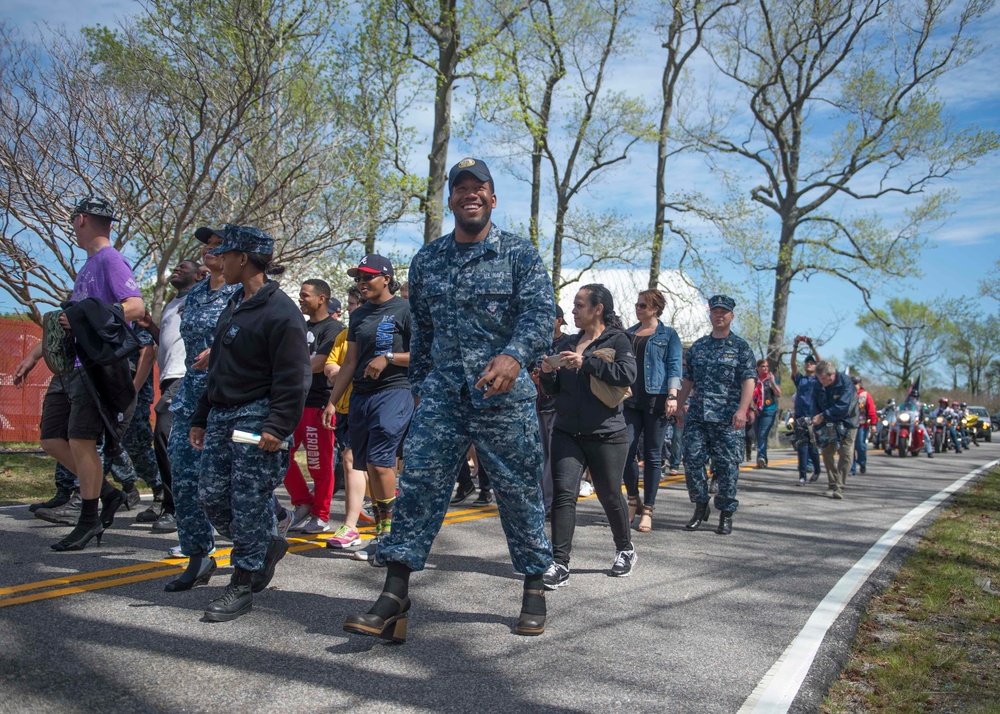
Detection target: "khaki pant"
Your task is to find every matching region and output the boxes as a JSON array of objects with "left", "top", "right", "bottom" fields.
[{"left": 822, "top": 426, "right": 856, "bottom": 493}]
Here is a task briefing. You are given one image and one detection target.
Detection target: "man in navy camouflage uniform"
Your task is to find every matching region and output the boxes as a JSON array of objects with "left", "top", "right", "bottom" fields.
[
  {"left": 676, "top": 295, "right": 756, "bottom": 535},
  {"left": 343, "top": 158, "right": 555, "bottom": 643}
]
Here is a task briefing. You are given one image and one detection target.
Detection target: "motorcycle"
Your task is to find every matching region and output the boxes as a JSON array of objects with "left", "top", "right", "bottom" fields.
[
  {"left": 887, "top": 402, "right": 925, "bottom": 457},
  {"left": 962, "top": 413, "right": 980, "bottom": 447},
  {"left": 930, "top": 414, "right": 948, "bottom": 453},
  {"left": 874, "top": 409, "right": 893, "bottom": 451}
]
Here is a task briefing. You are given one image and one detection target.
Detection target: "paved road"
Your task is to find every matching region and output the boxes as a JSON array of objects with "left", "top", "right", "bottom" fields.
[{"left": 1, "top": 444, "right": 997, "bottom": 713}]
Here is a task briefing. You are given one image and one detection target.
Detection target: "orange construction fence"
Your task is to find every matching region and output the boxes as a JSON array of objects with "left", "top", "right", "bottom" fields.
[
  {"left": 0, "top": 317, "right": 159, "bottom": 443},
  {"left": 0, "top": 318, "right": 52, "bottom": 443}
]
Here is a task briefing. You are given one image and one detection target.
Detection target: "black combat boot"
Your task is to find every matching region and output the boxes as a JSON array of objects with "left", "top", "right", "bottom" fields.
[
  {"left": 29, "top": 486, "right": 74, "bottom": 513},
  {"left": 684, "top": 502, "right": 711, "bottom": 531},
  {"left": 204, "top": 568, "right": 253, "bottom": 622},
  {"left": 251, "top": 536, "right": 289, "bottom": 593},
  {"left": 716, "top": 511, "right": 733, "bottom": 535}
]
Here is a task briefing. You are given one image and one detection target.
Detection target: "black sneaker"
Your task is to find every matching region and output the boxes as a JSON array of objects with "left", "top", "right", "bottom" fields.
[
  {"left": 136, "top": 505, "right": 163, "bottom": 523},
  {"left": 472, "top": 489, "right": 494, "bottom": 507},
  {"left": 450, "top": 482, "right": 476, "bottom": 505},
  {"left": 542, "top": 563, "right": 570, "bottom": 590},
  {"left": 611, "top": 548, "right": 637, "bottom": 577},
  {"left": 151, "top": 512, "right": 178, "bottom": 533}
]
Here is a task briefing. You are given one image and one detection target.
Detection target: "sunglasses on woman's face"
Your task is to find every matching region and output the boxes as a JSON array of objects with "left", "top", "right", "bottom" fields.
[
  {"left": 354, "top": 273, "right": 383, "bottom": 283},
  {"left": 635, "top": 302, "right": 648, "bottom": 309}
]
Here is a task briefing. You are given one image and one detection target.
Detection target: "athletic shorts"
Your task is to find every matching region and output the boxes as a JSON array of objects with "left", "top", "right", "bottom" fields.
[
  {"left": 39, "top": 369, "right": 105, "bottom": 442},
  {"left": 333, "top": 411, "right": 350, "bottom": 450},
  {"left": 348, "top": 388, "right": 413, "bottom": 470}
]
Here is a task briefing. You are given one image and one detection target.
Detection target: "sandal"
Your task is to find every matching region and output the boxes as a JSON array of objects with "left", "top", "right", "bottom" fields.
[
  {"left": 627, "top": 495, "right": 641, "bottom": 522},
  {"left": 638, "top": 504, "right": 653, "bottom": 533}
]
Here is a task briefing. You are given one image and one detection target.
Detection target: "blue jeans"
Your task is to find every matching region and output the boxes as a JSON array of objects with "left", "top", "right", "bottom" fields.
[
  {"left": 851, "top": 425, "right": 869, "bottom": 473},
  {"left": 797, "top": 441, "right": 820, "bottom": 480},
  {"left": 756, "top": 409, "right": 778, "bottom": 464},
  {"left": 623, "top": 405, "right": 670, "bottom": 506}
]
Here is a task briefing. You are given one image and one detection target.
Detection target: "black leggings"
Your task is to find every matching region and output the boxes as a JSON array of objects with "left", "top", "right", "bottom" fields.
[{"left": 550, "top": 429, "right": 632, "bottom": 567}]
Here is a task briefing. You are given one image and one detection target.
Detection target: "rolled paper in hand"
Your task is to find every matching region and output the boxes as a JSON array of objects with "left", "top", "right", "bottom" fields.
[{"left": 232, "top": 429, "right": 289, "bottom": 450}]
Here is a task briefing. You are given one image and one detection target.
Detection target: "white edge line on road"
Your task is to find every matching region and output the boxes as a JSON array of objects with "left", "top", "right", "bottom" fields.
[{"left": 738, "top": 457, "right": 1000, "bottom": 714}]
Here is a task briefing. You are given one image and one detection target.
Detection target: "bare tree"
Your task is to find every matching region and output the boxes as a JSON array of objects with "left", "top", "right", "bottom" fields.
[
  {"left": 473, "top": 0, "right": 653, "bottom": 294},
  {"left": 0, "top": 0, "right": 365, "bottom": 322},
  {"left": 685, "top": 0, "right": 999, "bottom": 371},
  {"left": 400, "top": 0, "right": 536, "bottom": 244}
]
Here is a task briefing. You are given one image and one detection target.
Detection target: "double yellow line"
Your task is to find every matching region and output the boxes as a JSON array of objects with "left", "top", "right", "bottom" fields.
[
  {"left": 0, "top": 462, "right": 789, "bottom": 609},
  {"left": 0, "top": 505, "right": 502, "bottom": 610}
]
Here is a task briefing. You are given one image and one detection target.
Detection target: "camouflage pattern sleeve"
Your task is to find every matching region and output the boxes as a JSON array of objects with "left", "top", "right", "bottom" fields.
[
  {"left": 406, "top": 248, "right": 433, "bottom": 399},
  {"left": 500, "top": 244, "right": 555, "bottom": 369}
]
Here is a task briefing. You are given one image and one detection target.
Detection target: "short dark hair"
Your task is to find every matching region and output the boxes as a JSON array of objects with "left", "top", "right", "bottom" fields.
[
  {"left": 638, "top": 289, "right": 666, "bottom": 317},
  {"left": 303, "top": 279, "right": 331, "bottom": 298},
  {"left": 347, "top": 286, "right": 363, "bottom": 302}
]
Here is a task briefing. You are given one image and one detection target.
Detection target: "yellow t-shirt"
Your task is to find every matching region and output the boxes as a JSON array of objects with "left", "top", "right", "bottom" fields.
[{"left": 325, "top": 329, "right": 352, "bottom": 414}]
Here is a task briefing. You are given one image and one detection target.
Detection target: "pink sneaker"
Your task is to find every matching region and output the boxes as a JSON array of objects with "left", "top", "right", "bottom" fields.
[{"left": 325, "top": 526, "right": 361, "bottom": 549}]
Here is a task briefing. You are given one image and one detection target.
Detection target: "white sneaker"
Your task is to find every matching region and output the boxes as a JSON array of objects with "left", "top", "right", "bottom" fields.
[
  {"left": 301, "top": 516, "right": 331, "bottom": 534},
  {"left": 352, "top": 537, "right": 379, "bottom": 561},
  {"left": 167, "top": 544, "right": 217, "bottom": 558},
  {"left": 579, "top": 480, "right": 595, "bottom": 497},
  {"left": 288, "top": 503, "right": 313, "bottom": 532}
]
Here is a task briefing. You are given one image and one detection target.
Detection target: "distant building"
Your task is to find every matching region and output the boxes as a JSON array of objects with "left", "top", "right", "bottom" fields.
[{"left": 557, "top": 268, "right": 706, "bottom": 345}]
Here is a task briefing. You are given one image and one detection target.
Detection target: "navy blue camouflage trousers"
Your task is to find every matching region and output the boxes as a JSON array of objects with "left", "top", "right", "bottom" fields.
[
  {"left": 683, "top": 419, "right": 744, "bottom": 513},
  {"left": 198, "top": 408, "right": 288, "bottom": 571},
  {"left": 378, "top": 395, "right": 552, "bottom": 575},
  {"left": 167, "top": 412, "right": 215, "bottom": 558}
]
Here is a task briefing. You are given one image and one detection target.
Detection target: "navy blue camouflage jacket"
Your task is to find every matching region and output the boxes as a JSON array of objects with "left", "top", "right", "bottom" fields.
[{"left": 407, "top": 225, "right": 555, "bottom": 408}]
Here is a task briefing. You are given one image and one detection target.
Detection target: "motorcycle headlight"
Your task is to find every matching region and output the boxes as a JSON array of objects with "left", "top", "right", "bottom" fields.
[
  {"left": 936, "top": 416, "right": 944, "bottom": 424},
  {"left": 881, "top": 420, "right": 888, "bottom": 427},
  {"left": 899, "top": 413, "right": 911, "bottom": 423}
]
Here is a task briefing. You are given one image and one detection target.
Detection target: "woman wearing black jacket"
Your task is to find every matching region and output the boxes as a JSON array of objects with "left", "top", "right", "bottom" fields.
[
  {"left": 539, "top": 284, "right": 638, "bottom": 589},
  {"left": 189, "top": 225, "right": 310, "bottom": 622}
]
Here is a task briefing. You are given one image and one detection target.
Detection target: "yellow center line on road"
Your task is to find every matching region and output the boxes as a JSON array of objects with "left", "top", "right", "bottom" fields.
[
  {"left": 0, "top": 506, "right": 501, "bottom": 609},
  {"left": 0, "top": 460, "right": 796, "bottom": 609}
]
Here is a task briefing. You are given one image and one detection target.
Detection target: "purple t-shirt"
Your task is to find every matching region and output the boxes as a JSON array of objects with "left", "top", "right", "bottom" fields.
[{"left": 70, "top": 246, "right": 141, "bottom": 305}]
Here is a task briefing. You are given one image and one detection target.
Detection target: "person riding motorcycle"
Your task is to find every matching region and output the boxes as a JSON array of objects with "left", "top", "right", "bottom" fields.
[{"left": 931, "top": 398, "right": 963, "bottom": 454}]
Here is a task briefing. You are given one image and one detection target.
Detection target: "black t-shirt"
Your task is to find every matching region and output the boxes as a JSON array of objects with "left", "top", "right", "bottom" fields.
[
  {"left": 347, "top": 295, "right": 411, "bottom": 395},
  {"left": 305, "top": 316, "right": 339, "bottom": 408}
]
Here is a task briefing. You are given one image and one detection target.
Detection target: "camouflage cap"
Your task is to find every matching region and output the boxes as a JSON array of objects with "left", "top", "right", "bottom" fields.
[
  {"left": 707, "top": 294, "right": 736, "bottom": 311},
  {"left": 207, "top": 224, "right": 275, "bottom": 256},
  {"left": 70, "top": 195, "right": 119, "bottom": 222}
]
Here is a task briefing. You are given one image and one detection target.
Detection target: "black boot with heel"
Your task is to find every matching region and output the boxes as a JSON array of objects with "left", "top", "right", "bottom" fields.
[
  {"left": 343, "top": 562, "right": 411, "bottom": 643},
  {"left": 516, "top": 574, "right": 546, "bottom": 636},
  {"left": 684, "top": 501, "right": 711, "bottom": 531},
  {"left": 165, "top": 556, "right": 217, "bottom": 592}
]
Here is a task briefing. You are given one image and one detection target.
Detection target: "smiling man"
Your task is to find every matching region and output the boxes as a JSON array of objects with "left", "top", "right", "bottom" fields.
[{"left": 342, "top": 157, "right": 556, "bottom": 642}]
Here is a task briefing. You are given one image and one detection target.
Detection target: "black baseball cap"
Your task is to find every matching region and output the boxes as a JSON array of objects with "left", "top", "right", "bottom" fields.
[
  {"left": 555, "top": 305, "right": 564, "bottom": 320},
  {"left": 327, "top": 297, "right": 342, "bottom": 314},
  {"left": 708, "top": 294, "right": 736, "bottom": 311},
  {"left": 347, "top": 254, "right": 394, "bottom": 278},
  {"left": 448, "top": 158, "right": 493, "bottom": 192},
  {"left": 194, "top": 226, "right": 226, "bottom": 244},
  {"left": 804, "top": 355, "right": 817, "bottom": 365}
]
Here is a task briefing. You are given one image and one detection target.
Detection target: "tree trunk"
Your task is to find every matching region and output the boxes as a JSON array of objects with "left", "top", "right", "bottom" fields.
[
  {"left": 650, "top": 61, "right": 673, "bottom": 290},
  {"left": 766, "top": 218, "right": 795, "bottom": 373},
  {"left": 422, "top": 35, "right": 458, "bottom": 244},
  {"left": 529, "top": 137, "right": 543, "bottom": 249},
  {"left": 551, "top": 199, "right": 567, "bottom": 298}
]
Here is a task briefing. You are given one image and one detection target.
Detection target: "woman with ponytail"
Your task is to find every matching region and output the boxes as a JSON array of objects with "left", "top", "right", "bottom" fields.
[{"left": 539, "top": 284, "right": 638, "bottom": 588}]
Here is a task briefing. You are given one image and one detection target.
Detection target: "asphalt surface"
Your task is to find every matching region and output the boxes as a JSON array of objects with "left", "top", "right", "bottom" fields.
[{"left": 1, "top": 443, "right": 997, "bottom": 714}]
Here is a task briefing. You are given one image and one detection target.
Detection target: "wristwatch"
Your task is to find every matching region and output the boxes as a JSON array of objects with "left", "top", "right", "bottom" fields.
[{"left": 385, "top": 352, "right": 395, "bottom": 363}]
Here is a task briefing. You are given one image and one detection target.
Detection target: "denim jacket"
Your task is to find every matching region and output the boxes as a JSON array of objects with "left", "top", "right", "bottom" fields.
[{"left": 625, "top": 321, "right": 683, "bottom": 394}]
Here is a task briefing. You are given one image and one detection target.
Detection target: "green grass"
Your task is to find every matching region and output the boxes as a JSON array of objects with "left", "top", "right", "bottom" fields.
[
  {"left": 0, "top": 452, "right": 58, "bottom": 505},
  {"left": 823, "top": 469, "right": 1000, "bottom": 713}
]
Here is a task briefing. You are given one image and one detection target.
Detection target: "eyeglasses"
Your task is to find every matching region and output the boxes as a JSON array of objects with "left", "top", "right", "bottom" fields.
[
  {"left": 635, "top": 302, "right": 648, "bottom": 309},
  {"left": 353, "top": 273, "right": 384, "bottom": 283}
]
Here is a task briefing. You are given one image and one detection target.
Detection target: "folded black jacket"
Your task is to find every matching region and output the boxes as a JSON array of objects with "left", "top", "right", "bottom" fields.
[
  {"left": 191, "top": 280, "right": 310, "bottom": 440},
  {"left": 62, "top": 298, "right": 140, "bottom": 453},
  {"left": 539, "top": 328, "right": 637, "bottom": 437}
]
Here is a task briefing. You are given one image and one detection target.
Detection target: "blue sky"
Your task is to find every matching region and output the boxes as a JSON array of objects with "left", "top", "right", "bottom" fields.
[{"left": 4, "top": 0, "right": 998, "bottom": 381}]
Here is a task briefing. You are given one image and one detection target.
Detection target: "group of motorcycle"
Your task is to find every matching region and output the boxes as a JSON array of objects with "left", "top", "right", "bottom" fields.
[{"left": 873, "top": 398, "right": 988, "bottom": 457}]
